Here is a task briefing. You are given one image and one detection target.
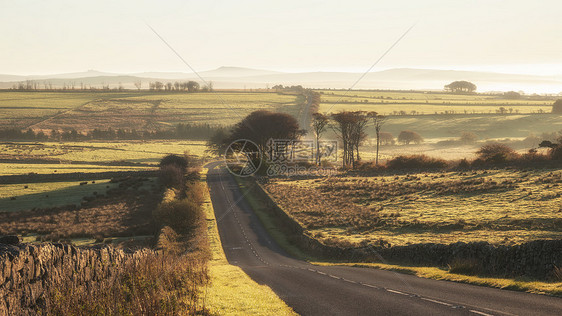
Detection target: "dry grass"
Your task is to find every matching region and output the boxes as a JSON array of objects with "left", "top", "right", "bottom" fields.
[
  {"left": 46, "top": 251, "right": 210, "bottom": 315},
  {"left": 42, "top": 170, "right": 212, "bottom": 315},
  {"left": 0, "top": 177, "right": 160, "bottom": 243},
  {"left": 264, "top": 169, "right": 562, "bottom": 247}
]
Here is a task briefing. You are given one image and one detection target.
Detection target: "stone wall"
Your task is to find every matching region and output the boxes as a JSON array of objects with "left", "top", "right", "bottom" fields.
[
  {"left": 253, "top": 180, "right": 562, "bottom": 280},
  {"left": 0, "top": 242, "right": 153, "bottom": 315}
]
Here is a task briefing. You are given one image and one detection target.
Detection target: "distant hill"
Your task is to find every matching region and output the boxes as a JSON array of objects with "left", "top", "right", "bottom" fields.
[{"left": 1, "top": 67, "right": 561, "bottom": 93}]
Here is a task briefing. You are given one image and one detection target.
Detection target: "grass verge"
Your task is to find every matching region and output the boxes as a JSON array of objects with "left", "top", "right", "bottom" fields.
[
  {"left": 202, "top": 167, "right": 297, "bottom": 316},
  {"left": 233, "top": 176, "right": 310, "bottom": 260},
  {"left": 312, "top": 262, "right": 562, "bottom": 297},
  {"left": 235, "top": 175, "right": 562, "bottom": 297}
]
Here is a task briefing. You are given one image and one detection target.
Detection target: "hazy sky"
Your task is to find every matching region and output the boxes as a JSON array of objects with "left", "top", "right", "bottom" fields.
[{"left": 2, "top": 0, "right": 562, "bottom": 76}]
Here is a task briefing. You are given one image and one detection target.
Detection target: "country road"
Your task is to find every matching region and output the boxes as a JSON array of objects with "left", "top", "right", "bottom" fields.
[{"left": 206, "top": 162, "right": 562, "bottom": 316}]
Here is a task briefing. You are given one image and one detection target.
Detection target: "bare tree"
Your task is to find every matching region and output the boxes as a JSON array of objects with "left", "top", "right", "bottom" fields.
[
  {"left": 370, "top": 113, "right": 387, "bottom": 165},
  {"left": 312, "top": 113, "right": 329, "bottom": 165},
  {"left": 332, "top": 111, "right": 369, "bottom": 168},
  {"left": 134, "top": 81, "right": 142, "bottom": 90}
]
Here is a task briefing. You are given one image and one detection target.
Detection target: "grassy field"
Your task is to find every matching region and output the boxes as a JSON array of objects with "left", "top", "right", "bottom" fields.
[
  {"left": 0, "top": 179, "right": 117, "bottom": 211},
  {"left": 235, "top": 172, "right": 562, "bottom": 296},
  {"left": 263, "top": 169, "right": 562, "bottom": 247},
  {"left": 0, "top": 90, "right": 301, "bottom": 130},
  {"left": 0, "top": 176, "right": 159, "bottom": 245},
  {"left": 0, "top": 140, "right": 208, "bottom": 166},
  {"left": 318, "top": 90, "right": 554, "bottom": 115},
  {"left": 315, "top": 90, "right": 562, "bottom": 149}
]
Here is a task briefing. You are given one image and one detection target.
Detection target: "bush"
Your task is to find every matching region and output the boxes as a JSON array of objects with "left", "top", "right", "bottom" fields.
[
  {"left": 552, "top": 99, "right": 562, "bottom": 114},
  {"left": 159, "top": 164, "right": 185, "bottom": 188},
  {"left": 154, "top": 198, "right": 203, "bottom": 233},
  {"left": 379, "top": 132, "right": 395, "bottom": 145},
  {"left": 550, "top": 145, "right": 562, "bottom": 161},
  {"left": 387, "top": 155, "right": 448, "bottom": 170},
  {"left": 476, "top": 143, "right": 518, "bottom": 163},
  {"left": 459, "top": 132, "right": 478, "bottom": 144},
  {"left": 160, "top": 154, "right": 189, "bottom": 172},
  {"left": 398, "top": 130, "right": 423, "bottom": 145}
]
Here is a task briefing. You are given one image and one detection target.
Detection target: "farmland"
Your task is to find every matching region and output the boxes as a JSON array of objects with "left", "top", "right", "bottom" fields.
[
  {"left": 317, "top": 90, "right": 554, "bottom": 115},
  {"left": 0, "top": 89, "right": 302, "bottom": 247},
  {"left": 0, "top": 90, "right": 301, "bottom": 130},
  {"left": 312, "top": 90, "right": 562, "bottom": 161},
  {"left": 263, "top": 169, "right": 562, "bottom": 247}
]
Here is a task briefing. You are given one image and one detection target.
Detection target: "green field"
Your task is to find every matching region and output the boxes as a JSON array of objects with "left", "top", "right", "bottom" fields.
[
  {"left": 318, "top": 90, "right": 554, "bottom": 116},
  {"left": 0, "top": 140, "right": 208, "bottom": 166},
  {"left": 0, "top": 91, "right": 301, "bottom": 130},
  {"left": 0, "top": 179, "right": 116, "bottom": 212}
]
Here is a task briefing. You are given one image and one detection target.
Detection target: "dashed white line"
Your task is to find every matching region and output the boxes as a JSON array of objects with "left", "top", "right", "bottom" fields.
[
  {"left": 386, "top": 289, "right": 409, "bottom": 296},
  {"left": 420, "top": 297, "right": 453, "bottom": 307}
]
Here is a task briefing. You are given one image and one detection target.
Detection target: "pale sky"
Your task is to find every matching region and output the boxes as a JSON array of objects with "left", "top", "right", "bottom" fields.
[{"left": 2, "top": 0, "right": 562, "bottom": 76}]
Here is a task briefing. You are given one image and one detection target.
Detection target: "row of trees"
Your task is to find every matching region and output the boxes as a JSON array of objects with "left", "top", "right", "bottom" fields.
[
  {"left": 0, "top": 123, "right": 227, "bottom": 141},
  {"left": 147, "top": 81, "right": 210, "bottom": 92},
  {"left": 444, "top": 81, "right": 477, "bottom": 93},
  {"left": 9, "top": 80, "right": 213, "bottom": 92}
]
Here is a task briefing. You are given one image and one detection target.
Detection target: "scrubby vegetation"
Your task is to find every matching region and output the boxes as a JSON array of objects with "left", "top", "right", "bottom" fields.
[
  {"left": 42, "top": 156, "right": 210, "bottom": 314},
  {"left": 264, "top": 168, "right": 562, "bottom": 247}
]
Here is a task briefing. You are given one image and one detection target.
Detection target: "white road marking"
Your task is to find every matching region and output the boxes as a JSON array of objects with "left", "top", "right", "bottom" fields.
[
  {"left": 420, "top": 297, "right": 453, "bottom": 307},
  {"left": 386, "top": 289, "right": 409, "bottom": 296}
]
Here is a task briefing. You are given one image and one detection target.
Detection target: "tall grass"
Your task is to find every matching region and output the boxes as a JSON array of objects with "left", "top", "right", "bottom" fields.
[{"left": 42, "top": 172, "right": 211, "bottom": 315}]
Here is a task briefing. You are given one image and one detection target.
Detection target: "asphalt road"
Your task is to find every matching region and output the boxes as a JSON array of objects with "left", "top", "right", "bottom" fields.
[{"left": 206, "top": 162, "right": 562, "bottom": 316}]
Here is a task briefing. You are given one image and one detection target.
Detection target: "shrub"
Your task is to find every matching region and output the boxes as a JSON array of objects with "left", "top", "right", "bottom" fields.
[
  {"left": 387, "top": 155, "right": 448, "bottom": 170},
  {"left": 154, "top": 198, "right": 203, "bottom": 233},
  {"left": 379, "top": 132, "right": 395, "bottom": 145},
  {"left": 550, "top": 145, "right": 562, "bottom": 161},
  {"left": 552, "top": 99, "right": 562, "bottom": 114},
  {"left": 457, "top": 158, "right": 471, "bottom": 169},
  {"left": 398, "top": 130, "right": 423, "bottom": 145},
  {"left": 476, "top": 143, "right": 518, "bottom": 163},
  {"left": 160, "top": 154, "right": 189, "bottom": 172},
  {"left": 459, "top": 132, "right": 477, "bottom": 144},
  {"left": 159, "top": 164, "right": 185, "bottom": 188}
]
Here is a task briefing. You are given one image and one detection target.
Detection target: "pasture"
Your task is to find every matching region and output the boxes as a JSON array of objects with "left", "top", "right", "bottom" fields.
[
  {"left": 317, "top": 90, "right": 554, "bottom": 115},
  {"left": 263, "top": 169, "right": 562, "bottom": 247},
  {"left": 0, "top": 90, "right": 301, "bottom": 130}
]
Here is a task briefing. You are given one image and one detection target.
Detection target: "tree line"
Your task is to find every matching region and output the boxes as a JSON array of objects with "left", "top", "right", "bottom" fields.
[
  {"left": 9, "top": 80, "right": 212, "bottom": 92},
  {"left": 0, "top": 123, "right": 228, "bottom": 141}
]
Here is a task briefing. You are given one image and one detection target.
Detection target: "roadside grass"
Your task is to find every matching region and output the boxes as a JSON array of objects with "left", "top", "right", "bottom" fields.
[
  {"left": 0, "top": 179, "right": 117, "bottom": 212},
  {"left": 234, "top": 173, "right": 562, "bottom": 297},
  {"left": 311, "top": 262, "right": 562, "bottom": 297},
  {"left": 202, "top": 167, "right": 297, "bottom": 316},
  {"left": 233, "top": 176, "right": 310, "bottom": 261}
]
